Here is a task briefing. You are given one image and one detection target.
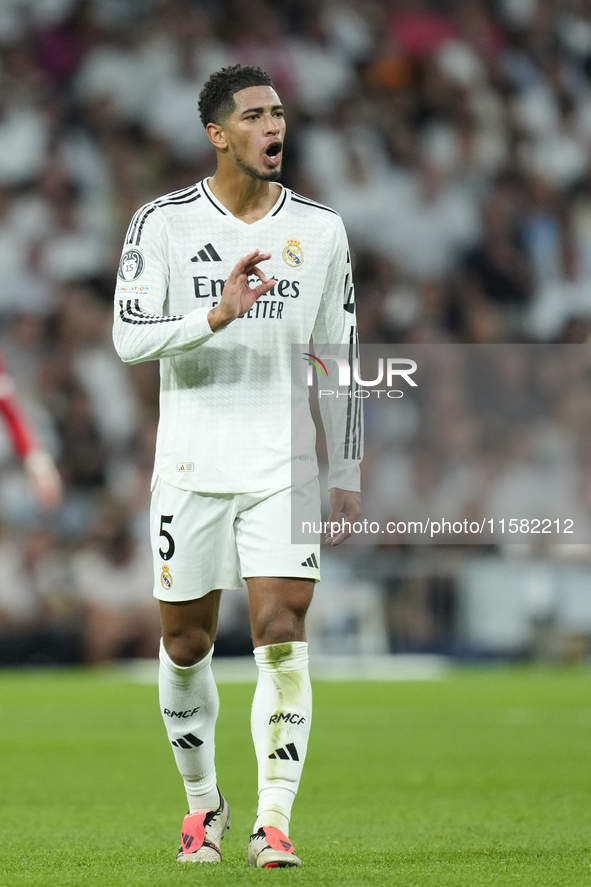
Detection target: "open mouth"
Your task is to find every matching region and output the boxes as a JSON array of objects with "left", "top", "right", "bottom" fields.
[{"left": 265, "top": 142, "right": 282, "bottom": 165}]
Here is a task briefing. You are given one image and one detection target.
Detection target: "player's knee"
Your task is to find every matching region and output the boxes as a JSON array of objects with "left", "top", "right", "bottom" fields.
[
  {"left": 252, "top": 606, "right": 308, "bottom": 647},
  {"left": 163, "top": 626, "right": 214, "bottom": 667}
]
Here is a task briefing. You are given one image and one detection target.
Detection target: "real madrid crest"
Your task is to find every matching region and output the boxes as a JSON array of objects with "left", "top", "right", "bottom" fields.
[
  {"left": 161, "top": 565, "right": 173, "bottom": 590},
  {"left": 283, "top": 238, "right": 304, "bottom": 267}
]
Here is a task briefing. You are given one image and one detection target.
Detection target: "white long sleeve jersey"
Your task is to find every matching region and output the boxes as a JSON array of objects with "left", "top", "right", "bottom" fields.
[{"left": 113, "top": 178, "right": 362, "bottom": 494}]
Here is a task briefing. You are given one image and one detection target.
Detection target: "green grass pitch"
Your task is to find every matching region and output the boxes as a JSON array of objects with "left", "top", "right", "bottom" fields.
[{"left": 1, "top": 667, "right": 590, "bottom": 886}]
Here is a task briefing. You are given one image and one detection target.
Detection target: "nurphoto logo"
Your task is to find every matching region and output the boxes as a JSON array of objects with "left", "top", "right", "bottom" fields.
[{"left": 303, "top": 352, "right": 418, "bottom": 399}]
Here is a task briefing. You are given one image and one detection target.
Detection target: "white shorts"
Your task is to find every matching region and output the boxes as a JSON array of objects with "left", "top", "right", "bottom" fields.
[{"left": 150, "top": 476, "right": 321, "bottom": 602}]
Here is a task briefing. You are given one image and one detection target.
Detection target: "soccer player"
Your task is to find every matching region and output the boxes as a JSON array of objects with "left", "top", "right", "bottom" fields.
[{"left": 113, "top": 64, "right": 362, "bottom": 868}]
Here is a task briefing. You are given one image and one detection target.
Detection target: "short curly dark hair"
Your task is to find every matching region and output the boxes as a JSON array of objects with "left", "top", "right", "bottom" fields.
[
  {"left": 198, "top": 64, "right": 275, "bottom": 128},
  {"left": 199, "top": 65, "right": 275, "bottom": 126}
]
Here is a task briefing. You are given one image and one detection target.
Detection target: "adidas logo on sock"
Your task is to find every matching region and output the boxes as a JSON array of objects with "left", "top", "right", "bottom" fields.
[
  {"left": 268, "top": 742, "right": 299, "bottom": 761},
  {"left": 171, "top": 732, "right": 203, "bottom": 749},
  {"left": 190, "top": 242, "right": 222, "bottom": 262},
  {"left": 301, "top": 552, "right": 318, "bottom": 568}
]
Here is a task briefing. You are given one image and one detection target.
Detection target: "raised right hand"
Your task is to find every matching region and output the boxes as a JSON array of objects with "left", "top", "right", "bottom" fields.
[{"left": 208, "top": 250, "right": 276, "bottom": 331}]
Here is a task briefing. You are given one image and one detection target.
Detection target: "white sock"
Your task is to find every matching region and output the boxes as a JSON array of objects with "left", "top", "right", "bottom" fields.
[
  {"left": 251, "top": 642, "right": 312, "bottom": 837},
  {"left": 158, "top": 639, "right": 220, "bottom": 812}
]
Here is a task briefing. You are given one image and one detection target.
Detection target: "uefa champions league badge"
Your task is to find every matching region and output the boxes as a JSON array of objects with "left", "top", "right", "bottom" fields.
[
  {"left": 161, "top": 565, "right": 173, "bottom": 590},
  {"left": 118, "top": 248, "right": 145, "bottom": 281},
  {"left": 283, "top": 238, "right": 304, "bottom": 267}
]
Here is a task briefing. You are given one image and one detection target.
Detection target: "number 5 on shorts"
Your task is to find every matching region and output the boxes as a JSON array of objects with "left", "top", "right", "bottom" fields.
[{"left": 159, "top": 515, "right": 175, "bottom": 560}]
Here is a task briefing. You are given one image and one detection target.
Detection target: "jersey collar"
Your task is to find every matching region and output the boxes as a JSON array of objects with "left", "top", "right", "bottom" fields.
[{"left": 200, "top": 178, "right": 289, "bottom": 224}]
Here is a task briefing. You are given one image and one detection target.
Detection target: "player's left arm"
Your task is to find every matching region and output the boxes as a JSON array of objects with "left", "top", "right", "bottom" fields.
[{"left": 311, "top": 217, "right": 363, "bottom": 545}]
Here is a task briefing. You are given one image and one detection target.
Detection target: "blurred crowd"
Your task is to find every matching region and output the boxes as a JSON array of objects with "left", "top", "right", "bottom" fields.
[
  {"left": 364, "top": 345, "right": 591, "bottom": 540},
  {"left": 1, "top": 0, "right": 591, "bottom": 662}
]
